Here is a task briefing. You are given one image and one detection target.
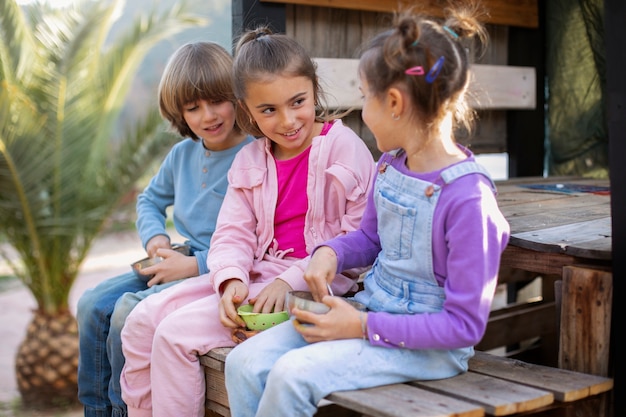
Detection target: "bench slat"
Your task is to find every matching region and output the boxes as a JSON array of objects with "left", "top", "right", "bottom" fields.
[
  {"left": 201, "top": 348, "right": 613, "bottom": 417},
  {"left": 313, "top": 58, "right": 536, "bottom": 111},
  {"left": 200, "top": 347, "right": 231, "bottom": 371},
  {"left": 469, "top": 351, "right": 614, "bottom": 402},
  {"left": 414, "top": 371, "right": 553, "bottom": 416},
  {"left": 326, "top": 383, "right": 485, "bottom": 417}
]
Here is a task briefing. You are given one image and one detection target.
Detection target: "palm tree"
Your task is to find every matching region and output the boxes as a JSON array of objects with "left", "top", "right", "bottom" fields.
[{"left": 0, "top": 0, "right": 206, "bottom": 408}]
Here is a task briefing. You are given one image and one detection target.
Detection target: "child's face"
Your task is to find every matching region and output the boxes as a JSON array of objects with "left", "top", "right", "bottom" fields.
[
  {"left": 359, "top": 74, "right": 396, "bottom": 153},
  {"left": 183, "top": 99, "right": 239, "bottom": 151},
  {"left": 243, "top": 75, "right": 317, "bottom": 160}
]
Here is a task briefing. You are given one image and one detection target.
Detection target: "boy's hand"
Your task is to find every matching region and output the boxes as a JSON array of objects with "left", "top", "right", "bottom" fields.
[
  {"left": 219, "top": 279, "right": 248, "bottom": 328},
  {"left": 144, "top": 249, "right": 198, "bottom": 287},
  {"left": 145, "top": 235, "right": 171, "bottom": 258}
]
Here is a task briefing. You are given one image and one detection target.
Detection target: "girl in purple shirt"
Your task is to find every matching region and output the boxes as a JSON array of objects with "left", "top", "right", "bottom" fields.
[{"left": 225, "top": 5, "right": 511, "bottom": 417}]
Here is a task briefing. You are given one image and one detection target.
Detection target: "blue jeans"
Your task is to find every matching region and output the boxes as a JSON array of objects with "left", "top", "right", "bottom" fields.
[
  {"left": 225, "top": 318, "right": 470, "bottom": 417},
  {"left": 77, "top": 271, "right": 178, "bottom": 417}
]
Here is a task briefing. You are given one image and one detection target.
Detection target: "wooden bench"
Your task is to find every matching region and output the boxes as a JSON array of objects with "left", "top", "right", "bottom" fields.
[{"left": 201, "top": 348, "right": 612, "bottom": 417}]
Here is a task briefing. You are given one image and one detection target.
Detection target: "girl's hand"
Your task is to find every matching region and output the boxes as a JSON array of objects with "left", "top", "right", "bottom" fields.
[
  {"left": 292, "top": 296, "right": 365, "bottom": 343},
  {"left": 143, "top": 249, "right": 198, "bottom": 287},
  {"left": 304, "top": 246, "right": 338, "bottom": 301},
  {"left": 219, "top": 279, "right": 249, "bottom": 328},
  {"left": 248, "top": 279, "right": 292, "bottom": 314}
]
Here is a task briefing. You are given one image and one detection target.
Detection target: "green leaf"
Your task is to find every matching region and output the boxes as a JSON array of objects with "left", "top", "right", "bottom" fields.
[{"left": 0, "top": 0, "right": 205, "bottom": 313}]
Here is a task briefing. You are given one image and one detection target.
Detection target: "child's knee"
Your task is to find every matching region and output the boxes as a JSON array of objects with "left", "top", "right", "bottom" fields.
[
  {"left": 77, "top": 288, "right": 109, "bottom": 321},
  {"left": 111, "top": 294, "right": 141, "bottom": 330},
  {"left": 226, "top": 344, "right": 258, "bottom": 379}
]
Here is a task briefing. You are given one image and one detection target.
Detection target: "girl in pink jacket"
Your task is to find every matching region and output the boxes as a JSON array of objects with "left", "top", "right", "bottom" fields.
[{"left": 119, "top": 27, "right": 376, "bottom": 417}]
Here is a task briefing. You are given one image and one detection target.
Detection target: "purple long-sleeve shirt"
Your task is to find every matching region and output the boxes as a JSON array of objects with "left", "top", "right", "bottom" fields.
[{"left": 325, "top": 152, "right": 510, "bottom": 350}]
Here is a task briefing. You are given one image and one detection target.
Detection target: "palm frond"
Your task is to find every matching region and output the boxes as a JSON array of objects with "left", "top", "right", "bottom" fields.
[
  {"left": 0, "top": 0, "right": 207, "bottom": 313},
  {"left": 0, "top": 0, "right": 38, "bottom": 84}
]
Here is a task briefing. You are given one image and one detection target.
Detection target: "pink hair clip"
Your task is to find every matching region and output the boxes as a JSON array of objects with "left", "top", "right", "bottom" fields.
[{"left": 404, "top": 66, "right": 425, "bottom": 76}]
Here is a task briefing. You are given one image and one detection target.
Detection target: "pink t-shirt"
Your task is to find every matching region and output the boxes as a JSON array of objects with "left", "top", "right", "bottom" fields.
[
  {"left": 274, "top": 146, "right": 310, "bottom": 258},
  {"left": 273, "top": 122, "right": 333, "bottom": 258}
]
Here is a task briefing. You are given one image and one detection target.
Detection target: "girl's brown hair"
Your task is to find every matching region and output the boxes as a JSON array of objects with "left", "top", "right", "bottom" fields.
[
  {"left": 232, "top": 26, "right": 334, "bottom": 137},
  {"left": 158, "top": 42, "right": 242, "bottom": 140},
  {"left": 359, "top": 2, "right": 488, "bottom": 137}
]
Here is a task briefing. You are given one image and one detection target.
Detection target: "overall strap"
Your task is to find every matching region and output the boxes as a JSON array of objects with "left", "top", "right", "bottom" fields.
[{"left": 440, "top": 161, "right": 497, "bottom": 193}]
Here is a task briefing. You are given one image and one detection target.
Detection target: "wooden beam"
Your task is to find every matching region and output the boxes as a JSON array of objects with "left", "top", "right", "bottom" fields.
[
  {"left": 261, "top": 0, "right": 538, "bottom": 28},
  {"left": 314, "top": 58, "right": 536, "bottom": 110}
]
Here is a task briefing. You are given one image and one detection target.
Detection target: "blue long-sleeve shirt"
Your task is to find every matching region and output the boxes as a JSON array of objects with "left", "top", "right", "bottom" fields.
[{"left": 135, "top": 136, "right": 254, "bottom": 275}]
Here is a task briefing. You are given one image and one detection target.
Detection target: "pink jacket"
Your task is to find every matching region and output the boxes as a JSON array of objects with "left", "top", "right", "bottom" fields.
[{"left": 207, "top": 119, "right": 376, "bottom": 295}]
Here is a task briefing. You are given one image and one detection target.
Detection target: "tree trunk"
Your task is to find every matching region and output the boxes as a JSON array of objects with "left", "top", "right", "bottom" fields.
[{"left": 15, "top": 309, "right": 79, "bottom": 408}]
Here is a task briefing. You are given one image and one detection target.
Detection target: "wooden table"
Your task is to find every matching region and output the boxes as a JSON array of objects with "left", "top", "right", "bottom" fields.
[{"left": 494, "top": 176, "right": 612, "bottom": 379}]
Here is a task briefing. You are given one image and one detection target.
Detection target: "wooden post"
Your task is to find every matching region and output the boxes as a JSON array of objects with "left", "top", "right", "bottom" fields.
[
  {"left": 559, "top": 265, "right": 612, "bottom": 377},
  {"left": 232, "top": 0, "right": 286, "bottom": 45},
  {"left": 606, "top": 0, "right": 626, "bottom": 414}
]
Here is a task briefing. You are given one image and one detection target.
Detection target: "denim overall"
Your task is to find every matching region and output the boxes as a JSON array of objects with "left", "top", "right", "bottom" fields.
[
  {"left": 355, "top": 154, "right": 496, "bottom": 317},
  {"left": 225, "top": 155, "right": 496, "bottom": 417}
]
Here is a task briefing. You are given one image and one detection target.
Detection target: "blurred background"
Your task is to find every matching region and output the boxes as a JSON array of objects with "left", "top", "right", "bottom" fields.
[{"left": 1, "top": 0, "right": 231, "bottom": 415}]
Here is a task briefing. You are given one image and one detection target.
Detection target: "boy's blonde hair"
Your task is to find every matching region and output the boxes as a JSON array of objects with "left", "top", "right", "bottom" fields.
[{"left": 159, "top": 42, "right": 241, "bottom": 140}]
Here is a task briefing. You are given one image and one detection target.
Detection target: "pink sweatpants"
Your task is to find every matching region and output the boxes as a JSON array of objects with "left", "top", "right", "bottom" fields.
[{"left": 120, "top": 272, "right": 278, "bottom": 417}]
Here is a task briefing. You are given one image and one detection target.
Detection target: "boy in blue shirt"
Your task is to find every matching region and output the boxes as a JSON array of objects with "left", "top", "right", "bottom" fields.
[{"left": 76, "top": 41, "right": 254, "bottom": 417}]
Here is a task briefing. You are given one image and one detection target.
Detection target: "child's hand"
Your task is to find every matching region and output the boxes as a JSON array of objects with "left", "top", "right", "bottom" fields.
[
  {"left": 145, "top": 235, "right": 171, "bottom": 258},
  {"left": 304, "top": 246, "right": 338, "bottom": 301},
  {"left": 292, "top": 296, "right": 365, "bottom": 343},
  {"left": 219, "top": 279, "right": 248, "bottom": 329},
  {"left": 144, "top": 249, "right": 198, "bottom": 287},
  {"left": 248, "top": 279, "right": 291, "bottom": 313}
]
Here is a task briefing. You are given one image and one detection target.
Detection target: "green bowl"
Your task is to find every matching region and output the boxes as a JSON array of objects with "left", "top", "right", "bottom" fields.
[{"left": 237, "top": 304, "right": 290, "bottom": 331}]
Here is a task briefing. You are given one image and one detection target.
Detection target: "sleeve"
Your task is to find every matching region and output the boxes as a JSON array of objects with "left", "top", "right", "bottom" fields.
[
  {"left": 206, "top": 154, "right": 262, "bottom": 293},
  {"left": 135, "top": 149, "right": 176, "bottom": 249},
  {"left": 309, "top": 152, "right": 388, "bottom": 274},
  {"left": 194, "top": 250, "right": 209, "bottom": 276},
  {"left": 325, "top": 165, "right": 381, "bottom": 272}
]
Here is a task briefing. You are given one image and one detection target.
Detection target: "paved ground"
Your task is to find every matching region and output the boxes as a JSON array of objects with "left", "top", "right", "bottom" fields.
[{"left": 0, "top": 229, "right": 182, "bottom": 417}]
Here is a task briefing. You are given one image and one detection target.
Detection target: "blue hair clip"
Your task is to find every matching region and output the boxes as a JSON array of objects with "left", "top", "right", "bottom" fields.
[
  {"left": 443, "top": 26, "right": 459, "bottom": 39},
  {"left": 425, "top": 56, "right": 445, "bottom": 83},
  {"left": 411, "top": 39, "right": 419, "bottom": 47}
]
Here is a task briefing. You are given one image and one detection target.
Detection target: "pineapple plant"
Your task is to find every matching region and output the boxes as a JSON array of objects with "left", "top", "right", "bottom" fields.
[{"left": 0, "top": 0, "right": 205, "bottom": 408}]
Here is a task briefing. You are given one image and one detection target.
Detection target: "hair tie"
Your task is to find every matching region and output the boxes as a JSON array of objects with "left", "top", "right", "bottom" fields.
[
  {"left": 411, "top": 39, "right": 419, "bottom": 47},
  {"left": 443, "top": 26, "right": 459, "bottom": 39},
  {"left": 255, "top": 32, "right": 268, "bottom": 40}
]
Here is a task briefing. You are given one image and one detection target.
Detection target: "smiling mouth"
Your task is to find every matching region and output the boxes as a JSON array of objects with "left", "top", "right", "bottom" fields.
[
  {"left": 206, "top": 123, "right": 222, "bottom": 132},
  {"left": 283, "top": 127, "right": 301, "bottom": 138}
]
